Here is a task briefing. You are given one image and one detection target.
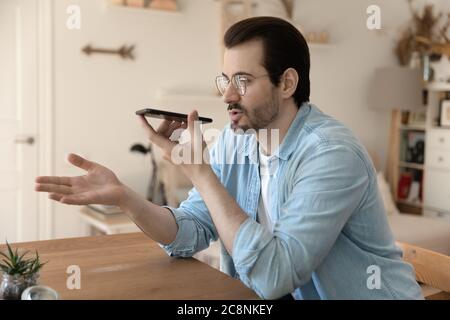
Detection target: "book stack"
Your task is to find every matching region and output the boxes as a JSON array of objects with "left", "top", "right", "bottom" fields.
[{"left": 87, "top": 204, "right": 124, "bottom": 221}]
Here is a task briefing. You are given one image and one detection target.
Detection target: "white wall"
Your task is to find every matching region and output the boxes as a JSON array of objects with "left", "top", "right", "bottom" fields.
[
  {"left": 49, "top": 0, "right": 450, "bottom": 238},
  {"left": 51, "top": 0, "right": 222, "bottom": 238}
]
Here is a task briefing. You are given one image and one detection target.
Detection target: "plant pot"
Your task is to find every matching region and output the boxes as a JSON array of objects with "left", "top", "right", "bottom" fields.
[{"left": 0, "top": 273, "right": 39, "bottom": 300}]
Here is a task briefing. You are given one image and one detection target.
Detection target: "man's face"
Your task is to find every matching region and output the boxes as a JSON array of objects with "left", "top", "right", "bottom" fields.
[{"left": 222, "top": 40, "right": 281, "bottom": 131}]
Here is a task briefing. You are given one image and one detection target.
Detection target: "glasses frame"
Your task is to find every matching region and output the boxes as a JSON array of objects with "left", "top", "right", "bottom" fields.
[{"left": 215, "top": 73, "right": 271, "bottom": 96}]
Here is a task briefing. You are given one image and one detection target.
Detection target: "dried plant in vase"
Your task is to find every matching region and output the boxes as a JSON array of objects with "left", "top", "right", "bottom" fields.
[
  {"left": 0, "top": 241, "right": 46, "bottom": 300},
  {"left": 416, "top": 14, "right": 450, "bottom": 59},
  {"left": 395, "top": 0, "right": 446, "bottom": 66}
]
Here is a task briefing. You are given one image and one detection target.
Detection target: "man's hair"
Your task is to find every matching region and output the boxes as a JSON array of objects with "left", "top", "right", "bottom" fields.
[{"left": 224, "top": 16, "right": 310, "bottom": 107}]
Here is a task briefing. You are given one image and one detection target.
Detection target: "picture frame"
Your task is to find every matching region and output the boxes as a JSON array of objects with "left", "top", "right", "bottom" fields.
[{"left": 440, "top": 100, "right": 450, "bottom": 127}]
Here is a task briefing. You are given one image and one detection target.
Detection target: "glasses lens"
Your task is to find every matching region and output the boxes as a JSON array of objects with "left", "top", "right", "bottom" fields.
[
  {"left": 215, "top": 75, "right": 247, "bottom": 96},
  {"left": 233, "top": 75, "right": 246, "bottom": 96},
  {"left": 216, "top": 76, "right": 228, "bottom": 95}
]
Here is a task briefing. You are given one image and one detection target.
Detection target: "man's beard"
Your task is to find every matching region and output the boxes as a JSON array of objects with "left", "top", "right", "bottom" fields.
[{"left": 228, "top": 93, "right": 279, "bottom": 132}]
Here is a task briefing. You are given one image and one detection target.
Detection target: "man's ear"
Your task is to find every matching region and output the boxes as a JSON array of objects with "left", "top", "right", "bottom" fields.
[{"left": 280, "top": 68, "right": 299, "bottom": 99}]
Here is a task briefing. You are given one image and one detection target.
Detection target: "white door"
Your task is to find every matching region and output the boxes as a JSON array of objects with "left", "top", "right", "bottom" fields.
[{"left": 0, "top": 0, "right": 39, "bottom": 242}]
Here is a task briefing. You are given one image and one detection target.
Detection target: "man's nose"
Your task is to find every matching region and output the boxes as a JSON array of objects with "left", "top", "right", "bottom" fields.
[{"left": 223, "top": 83, "right": 241, "bottom": 105}]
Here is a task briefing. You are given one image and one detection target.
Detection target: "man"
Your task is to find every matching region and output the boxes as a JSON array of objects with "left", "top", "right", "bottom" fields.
[{"left": 35, "top": 17, "right": 423, "bottom": 300}]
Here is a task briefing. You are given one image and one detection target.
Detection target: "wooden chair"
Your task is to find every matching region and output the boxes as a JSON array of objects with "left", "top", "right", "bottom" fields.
[{"left": 397, "top": 241, "right": 450, "bottom": 300}]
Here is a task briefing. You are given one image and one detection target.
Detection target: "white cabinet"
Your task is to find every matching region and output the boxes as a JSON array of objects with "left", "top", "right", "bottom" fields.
[
  {"left": 426, "top": 129, "right": 450, "bottom": 150},
  {"left": 423, "top": 88, "right": 450, "bottom": 219},
  {"left": 426, "top": 148, "right": 450, "bottom": 170},
  {"left": 423, "top": 168, "right": 450, "bottom": 214}
]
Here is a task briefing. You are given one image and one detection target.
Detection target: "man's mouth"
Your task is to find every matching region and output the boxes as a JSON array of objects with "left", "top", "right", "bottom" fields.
[{"left": 228, "top": 109, "right": 243, "bottom": 122}]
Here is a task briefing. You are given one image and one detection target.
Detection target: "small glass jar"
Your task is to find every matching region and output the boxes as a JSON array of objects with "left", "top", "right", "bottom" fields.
[
  {"left": 21, "top": 285, "right": 59, "bottom": 300},
  {"left": 0, "top": 273, "right": 39, "bottom": 300}
]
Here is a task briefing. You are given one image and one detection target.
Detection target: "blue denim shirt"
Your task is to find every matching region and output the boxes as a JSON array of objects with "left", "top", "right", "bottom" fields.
[{"left": 161, "top": 103, "right": 423, "bottom": 300}]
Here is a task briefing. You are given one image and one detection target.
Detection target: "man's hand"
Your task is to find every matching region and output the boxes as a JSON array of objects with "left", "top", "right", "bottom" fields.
[
  {"left": 35, "top": 153, "right": 125, "bottom": 206},
  {"left": 138, "top": 110, "right": 211, "bottom": 180},
  {"left": 140, "top": 110, "right": 248, "bottom": 255}
]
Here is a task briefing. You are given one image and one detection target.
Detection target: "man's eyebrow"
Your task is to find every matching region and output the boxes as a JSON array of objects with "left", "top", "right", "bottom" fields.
[{"left": 221, "top": 71, "right": 254, "bottom": 78}]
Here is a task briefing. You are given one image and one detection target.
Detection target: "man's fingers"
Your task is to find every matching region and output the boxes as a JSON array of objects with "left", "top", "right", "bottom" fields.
[
  {"left": 168, "top": 121, "right": 183, "bottom": 132},
  {"left": 166, "top": 121, "right": 186, "bottom": 139},
  {"left": 188, "top": 110, "right": 202, "bottom": 147},
  {"left": 67, "top": 153, "right": 94, "bottom": 172},
  {"left": 156, "top": 119, "right": 172, "bottom": 135},
  {"left": 60, "top": 193, "right": 92, "bottom": 205},
  {"left": 49, "top": 193, "right": 64, "bottom": 202},
  {"left": 139, "top": 115, "right": 164, "bottom": 144},
  {"left": 35, "top": 176, "right": 72, "bottom": 186},
  {"left": 139, "top": 115, "right": 157, "bottom": 134},
  {"left": 36, "top": 183, "right": 72, "bottom": 195},
  {"left": 187, "top": 110, "right": 199, "bottom": 134},
  {"left": 138, "top": 115, "right": 177, "bottom": 150}
]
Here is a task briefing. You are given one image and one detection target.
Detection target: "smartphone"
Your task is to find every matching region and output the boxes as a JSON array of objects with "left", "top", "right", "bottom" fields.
[{"left": 136, "top": 108, "right": 213, "bottom": 124}]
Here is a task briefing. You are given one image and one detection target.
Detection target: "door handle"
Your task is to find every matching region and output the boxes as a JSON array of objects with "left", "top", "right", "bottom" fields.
[{"left": 14, "top": 135, "right": 35, "bottom": 145}]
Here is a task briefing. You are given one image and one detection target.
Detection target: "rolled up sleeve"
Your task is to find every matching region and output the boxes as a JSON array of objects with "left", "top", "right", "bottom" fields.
[
  {"left": 232, "top": 143, "right": 370, "bottom": 299},
  {"left": 159, "top": 142, "right": 222, "bottom": 257},
  {"left": 159, "top": 206, "right": 200, "bottom": 257}
]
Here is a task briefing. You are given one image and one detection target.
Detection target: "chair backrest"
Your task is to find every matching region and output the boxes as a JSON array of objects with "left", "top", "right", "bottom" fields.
[{"left": 397, "top": 241, "right": 450, "bottom": 294}]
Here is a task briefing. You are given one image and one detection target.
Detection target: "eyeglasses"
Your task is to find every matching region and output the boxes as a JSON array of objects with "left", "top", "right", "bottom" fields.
[{"left": 215, "top": 74, "right": 270, "bottom": 96}]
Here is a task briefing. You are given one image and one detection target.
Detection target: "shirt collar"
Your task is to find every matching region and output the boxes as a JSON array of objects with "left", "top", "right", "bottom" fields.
[{"left": 242, "top": 102, "right": 311, "bottom": 161}]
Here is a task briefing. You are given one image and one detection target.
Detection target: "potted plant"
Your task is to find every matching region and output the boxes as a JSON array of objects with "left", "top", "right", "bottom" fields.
[{"left": 0, "top": 241, "right": 46, "bottom": 300}]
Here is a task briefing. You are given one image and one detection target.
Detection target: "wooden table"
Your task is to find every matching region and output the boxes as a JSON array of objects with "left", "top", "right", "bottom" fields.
[{"left": 0, "top": 233, "right": 258, "bottom": 300}]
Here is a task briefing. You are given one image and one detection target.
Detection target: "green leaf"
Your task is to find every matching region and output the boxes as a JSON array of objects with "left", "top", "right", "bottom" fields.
[
  {"left": 1, "top": 259, "right": 14, "bottom": 270},
  {"left": 17, "top": 250, "right": 30, "bottom": 263},
  {"left": 0, "top": 265, "right": 9, "bottom": 273},
  {"left": 6, "top": 240, "right": 15, "bottom": 261},
  {"left": 13, "top": 248, "right": 19, "bottom": 264}
]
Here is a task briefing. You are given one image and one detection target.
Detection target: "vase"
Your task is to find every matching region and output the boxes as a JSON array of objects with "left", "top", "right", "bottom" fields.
[
  {"left": 421, "top": 54, "right": 432, "bottom": 82},
  {"left": 0, "top": 273, "right": 39, "bottom": 300}
]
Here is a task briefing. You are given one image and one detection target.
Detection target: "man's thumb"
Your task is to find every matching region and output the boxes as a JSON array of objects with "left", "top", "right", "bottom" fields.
[{"left": 67, "top": 153, "right": 94, "bottom": 171}]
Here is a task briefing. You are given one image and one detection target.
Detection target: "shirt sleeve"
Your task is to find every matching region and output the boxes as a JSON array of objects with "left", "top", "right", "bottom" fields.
[
  {"left": 232, "top": 143, "right": 370, "bottom": 299},
  {"left": 159, "top": 136, "right": 222, "bottom": 257}
]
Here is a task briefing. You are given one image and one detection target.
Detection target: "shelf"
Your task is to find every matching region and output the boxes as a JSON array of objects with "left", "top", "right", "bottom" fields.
[
  {"left": 400, "top": 125, "right": 426, "bottom": 131},
  {"left": 308, "top": 42, "right": 334, "bottom": 49},
  {"left": 431, "top": 125, "right": 450, "bottom": 130},
  {"left": 396, "top": 199, "right": 423, "bottom": 208},
  {"left": 398, "top": 162, "right": 424, "bottom": 170},
  {"left": 426, "top": 82, "right": 450, "bottom": 92},
  {"left": 104, "top": 2, "right": 181, "bottom": 16}
]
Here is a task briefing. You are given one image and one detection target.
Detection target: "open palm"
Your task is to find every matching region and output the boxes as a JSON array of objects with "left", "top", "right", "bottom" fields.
[{"left": 35, "top": 153, "right": 124, "bottom": 206}]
